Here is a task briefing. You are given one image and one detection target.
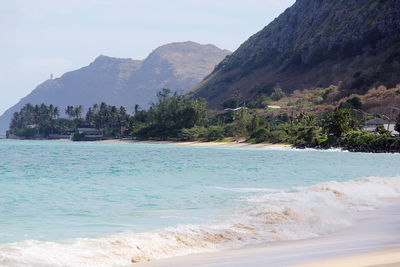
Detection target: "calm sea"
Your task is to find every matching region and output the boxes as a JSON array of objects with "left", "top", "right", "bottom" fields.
[{"left": 0, "top": 140, "right": 399, "bottom": 265}]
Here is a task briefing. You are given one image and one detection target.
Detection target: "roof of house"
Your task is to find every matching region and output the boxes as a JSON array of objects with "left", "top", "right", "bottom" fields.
[
  {"left": 224, "top": 107, "right": 244, "bottom": 111},
  {"left": 77, "top": 128, "right": 102, "bottom": 135},
  {"left": 77, "top": 128, "right": 99, "bottom": 131},
  {"left": 363, "top": 124, "right": 399, "bottom": 136},
  {"left": 364, "top": 118, "right": 389, "bottom": 125},
  {"left": 267, "top": 105, "right": 281, "bottom": 109}
]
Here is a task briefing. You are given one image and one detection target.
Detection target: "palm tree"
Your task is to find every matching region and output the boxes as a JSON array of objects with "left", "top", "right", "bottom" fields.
[
  {"left": 74, "top": 105, "right": 83, "bottom": 119},
  {"left": 134, "top": 104, "right": 140, "bottom": 115},
  {"left": 66, "top": 106, "right": 75, "bottom": 119},
  {"left": 53, "top": 107, "right": 60, "bottom": 119}
]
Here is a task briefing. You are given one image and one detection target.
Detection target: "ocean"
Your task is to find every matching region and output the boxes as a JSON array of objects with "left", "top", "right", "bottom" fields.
[{"left": 0, "top": 140, "right": 399, "bottom": 266}]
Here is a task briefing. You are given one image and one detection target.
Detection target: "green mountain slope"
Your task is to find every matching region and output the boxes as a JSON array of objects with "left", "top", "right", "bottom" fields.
[{"left": 192, "top": 0, "right": 400, "bottom": 109}]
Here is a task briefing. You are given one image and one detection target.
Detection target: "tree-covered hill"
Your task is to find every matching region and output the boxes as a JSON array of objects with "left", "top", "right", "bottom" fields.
[{"left": 191, "top": 0, "right": 400, "bottom": 109}]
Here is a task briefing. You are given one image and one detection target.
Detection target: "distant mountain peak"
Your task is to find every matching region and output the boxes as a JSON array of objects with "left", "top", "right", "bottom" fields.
[
  {"left": 90, "top": 55, "right": 138, "bottom": 68},
  {"left": 0, "top": 41, "right": 230, "bottom": 133}
]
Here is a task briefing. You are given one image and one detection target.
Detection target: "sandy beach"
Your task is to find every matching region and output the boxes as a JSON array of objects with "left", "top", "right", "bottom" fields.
[
  {"left": 296, "top": 248, "right": 400, "bottom": 267},
  {"left": 50, "top": 137, "right": 292, "bottom": 149},
  {"left": 134, "top": 203, "right": 400, "bottom": 267},
  {"left": 100, "top": 139, "right": 293, "bottom": 149}
]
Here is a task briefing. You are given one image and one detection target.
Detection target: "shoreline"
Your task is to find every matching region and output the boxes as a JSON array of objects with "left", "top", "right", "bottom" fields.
[
  {"left": 3, "top": 138, "right": 292, "bottom": 149},
  {"left": 5, "top": 138, "right": 400, "bottom": 153},
  {"left": 40, "top": 138, "right": 294, "bottom": 149},
  {"left": 134, "top": 203, "right": 400, "bottom": 267},
  {"left": 126, "top": 140, "right": 292, "bottom": 149}
]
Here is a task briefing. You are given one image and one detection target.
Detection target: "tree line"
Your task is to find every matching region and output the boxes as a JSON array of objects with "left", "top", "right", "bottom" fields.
[
  {"left": 7, "top": 89, "right": 400, "bottom": 152},
  {"left": 7, "top": 103, "right": 130, "bottom": 139}
]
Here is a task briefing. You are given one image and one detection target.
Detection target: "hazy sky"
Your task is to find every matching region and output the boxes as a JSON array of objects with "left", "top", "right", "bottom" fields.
[{"left": 0, "top": 0, "right": 295, "bottom": 115}]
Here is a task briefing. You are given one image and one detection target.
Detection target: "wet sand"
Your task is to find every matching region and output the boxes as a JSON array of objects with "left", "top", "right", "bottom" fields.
[{"left": 134, "top": 204, "right": 400, "bottom": 267}]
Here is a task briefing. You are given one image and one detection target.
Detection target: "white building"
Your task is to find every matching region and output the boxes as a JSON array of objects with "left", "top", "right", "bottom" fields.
[{"left": 363, "top": 118, "right": 399, "bottom": 136}]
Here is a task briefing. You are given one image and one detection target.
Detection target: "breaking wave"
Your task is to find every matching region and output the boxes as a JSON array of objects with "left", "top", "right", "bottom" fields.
[{"left": 1, "top": 176, "right": 399, "bottom": 266}]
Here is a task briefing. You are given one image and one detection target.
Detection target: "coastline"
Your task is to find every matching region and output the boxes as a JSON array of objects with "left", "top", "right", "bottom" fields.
[
  {"left": 6, "top": 138, "right": 292, "bottom": 149},
  {"left": 103, "top": 139, "right": 293, "bottom": 149},
  {"left": 134, "top": 203, "right": 400, "bottom": 267},
  {"left": 6, "top": 138, "right": 399, "bottom": 153}
]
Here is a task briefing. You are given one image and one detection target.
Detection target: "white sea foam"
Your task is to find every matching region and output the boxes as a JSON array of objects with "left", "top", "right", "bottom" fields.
[
  {"left": 292, "top": 147, "right": 349, "bottom": 152},
  {"left": 213, "top": 186, "right": 281, "bottom": 193},
  {"left": 1, "top": 176, "right": 399, "bottom": 266}
]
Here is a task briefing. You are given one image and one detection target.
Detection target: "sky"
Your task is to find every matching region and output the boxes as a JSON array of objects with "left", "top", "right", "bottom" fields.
[{"left": 0, "top": 0, "right": 295, "bottom": 115}]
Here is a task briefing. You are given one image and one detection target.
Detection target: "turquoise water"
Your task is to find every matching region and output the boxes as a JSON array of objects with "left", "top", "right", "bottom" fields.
[
  {"left": 0, "top": 140, "right": 399, "bottom": 243},
  {"left": 0, "top": 140, "right": 400, "bottom": 265}
]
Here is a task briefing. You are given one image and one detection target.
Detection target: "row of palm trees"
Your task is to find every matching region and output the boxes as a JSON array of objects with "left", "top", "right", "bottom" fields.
[
  {"left": 65, "top": 105, "right": 83, "bottom": 120},
  {"left": 85, "top": 103, "right": 130, "bottom": 131},
  {"left": 9, "top": 102, "right": 133, "bottom": 138},
  {"left": 10, "top": 103, "right": 61, "bottom": 129}
]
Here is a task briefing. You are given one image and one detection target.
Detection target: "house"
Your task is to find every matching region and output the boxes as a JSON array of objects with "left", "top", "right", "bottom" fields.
[
  {"left": 77, "top": 128, "right": 102, "bottom": 135},
  {"left": 363, "top": 118, "right": 399, "bottom": 136},
  {"left": 267, "top": 105, "right": 281, "bottom": 109},
  {"left": 224, "top": 107, "right": 244, "bottom": 111},
  {"left": 73, "top": 127, "right": 103, "bottom": 141}
]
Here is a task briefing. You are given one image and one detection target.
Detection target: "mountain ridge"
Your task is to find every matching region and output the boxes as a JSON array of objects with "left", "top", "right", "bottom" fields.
[
  {"left": 0, "top": 41, "right": 230, "bottom": 133},
  {"left": 192, "top": 0, "right": 400, "bottom": 108}
]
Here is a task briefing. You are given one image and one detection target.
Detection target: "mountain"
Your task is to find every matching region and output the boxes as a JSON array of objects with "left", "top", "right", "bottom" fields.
[
  {"left": 191, "top": 0, "right": 400, "bottom": 109},
  {"left": 0, "top": 41, "right": 230, "bottom": 133}
]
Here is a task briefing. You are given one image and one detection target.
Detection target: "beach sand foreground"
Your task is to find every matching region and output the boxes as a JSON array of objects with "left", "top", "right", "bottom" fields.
[
  {"left": 296, "top": 248, "right": 400, "bottom": 267},
  {"left": 135, "top": 204, "right": 400, "bottom": 267}
]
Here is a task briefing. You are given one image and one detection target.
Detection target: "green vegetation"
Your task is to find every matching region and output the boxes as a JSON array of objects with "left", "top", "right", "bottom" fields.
[
  {"left": 192, "top": 0, "right": 400, "bottom": 109},
  {"left": 8, "top": 103, "right": 68, "bottom": 138},
  {"left": 271, "top": 86, "right": 286, "bottom": 101},
  {"left": 396, "top": 114, "right": 400, "bottom": 133},
  {"left": 85, "top": 103, "right": 130, "bottom": 136},
  {"left": 66, "top": 105, "right": 83, "bottom": 119},
  {"left": 7, "top": 89, "right": 400, "bottom": 152},
  {"left": 323, "top": 108, "right": 353, "bottom": 139},
  {"left": 7, "top": 102, "right": 130, "bottom": 139},
  {"left": 222, "top": 91, "right": 243, "bottom": 109},
  {"left": 339, "top": 97, "right": 362, "bottom": 110},
  {"left": 126, "top": 90, "right": 399, "bottom": 152}
]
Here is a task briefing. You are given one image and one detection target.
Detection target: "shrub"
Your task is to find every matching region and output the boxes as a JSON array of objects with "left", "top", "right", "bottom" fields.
[
  {"left": 15, "top": 128, "right": 38, "bottom": 139},
  {"left": 269, "top": 130, "right": 289, "bottom": 143},
  {"left": 339, "top": 97, "right": 363, "bottom": 110},
  {"left": 323, "top": 108, "right": 353, "bottom": 138},
  {"left": 178, "top": 126, "right": 207, "bottom": 140},
  {"left": 313, "top": 137, "right": 328, "bottom": 146},
  {"left": 294, "top": 126, "right": 317, "bottom": 145},
  {"left": 72, "top": 132, "right": 85, "bottom": 141},
  {"left": 250, "top": 127, "right": 270, "bottom": 143},
  {"left": 204, "top": 125, "right": 225, "bottom": 141},
  {"left": 271, "top": 86, "right": 286, "bottom": 101},
  {"left": 222, "top": 98, "right": 239, "bottom": 109},
  {"left": 376, "top": 124, "right": 390, "bottom": 135},
  {"left": 395, "top": 114, "right": 400, "bottom": 133}
]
